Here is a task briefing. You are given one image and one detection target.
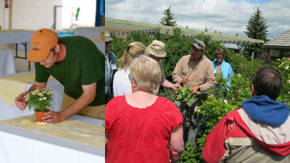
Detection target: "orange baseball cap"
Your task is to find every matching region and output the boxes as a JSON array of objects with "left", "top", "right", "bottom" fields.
[{"left": 27, "top": 29, "right": 58, "bottom": 62}]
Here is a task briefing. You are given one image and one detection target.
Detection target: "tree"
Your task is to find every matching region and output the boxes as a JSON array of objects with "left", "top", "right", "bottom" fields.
[
  {"left": 244, "top": 8, "right": 268, "bottom": 60},
  {"left": 160, "top": 7, "right": 177, "bottom": 26},
  {"left": 245, "top": 7, "right": 268, "bottom": 41}
]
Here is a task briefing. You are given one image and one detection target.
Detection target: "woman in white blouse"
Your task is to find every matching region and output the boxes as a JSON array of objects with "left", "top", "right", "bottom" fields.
[{"left": 113, "top": 41, "right": 146, "bottom": 97}]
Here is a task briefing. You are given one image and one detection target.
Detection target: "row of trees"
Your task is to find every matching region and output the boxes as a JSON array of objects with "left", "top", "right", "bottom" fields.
[
  {"left": 160, "top": 7, "right": 268, "bottom": 40},
  {"left": 160, "top": 7, "right": 268, "bottom": 59}
]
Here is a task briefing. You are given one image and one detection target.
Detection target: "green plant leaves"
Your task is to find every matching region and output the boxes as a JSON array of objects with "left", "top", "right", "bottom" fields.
[{"left": 25, "top": 88, "right": 53, "bottom": 112}]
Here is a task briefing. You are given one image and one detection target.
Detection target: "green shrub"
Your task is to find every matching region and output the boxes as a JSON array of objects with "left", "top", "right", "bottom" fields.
[
  {"left": 111, "top": 30, "right": 224, "bottom": 81},
  {"left": 272, "top": 58, "right": 290, "bottom": 105}
]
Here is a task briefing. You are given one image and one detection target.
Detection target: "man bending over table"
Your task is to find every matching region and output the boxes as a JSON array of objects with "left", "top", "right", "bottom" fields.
[{"left": 15, "top": 28, "right": 105, "bottom": 123}]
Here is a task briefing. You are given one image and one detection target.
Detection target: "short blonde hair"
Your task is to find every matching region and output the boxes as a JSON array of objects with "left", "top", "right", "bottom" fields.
[
  {"left": 129, "top": 55, "right": 162, "bottom": 92},
  {"left": 119, "top": 41, "right": 146, "bottom": 69}
]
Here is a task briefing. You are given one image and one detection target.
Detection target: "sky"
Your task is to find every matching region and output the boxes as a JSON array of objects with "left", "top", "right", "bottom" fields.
[{"left": 106, "top": 0, "right": 290, "bottom": 39}]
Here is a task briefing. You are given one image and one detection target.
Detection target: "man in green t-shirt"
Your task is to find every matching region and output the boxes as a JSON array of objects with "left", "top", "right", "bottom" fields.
[{"left": 15, "top": 28, "right": 105, "bottom": 123}]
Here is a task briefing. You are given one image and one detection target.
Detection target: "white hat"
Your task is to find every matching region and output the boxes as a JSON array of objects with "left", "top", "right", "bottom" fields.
[{"left": 105, "top": 31, "right": 113, "bottom": 42}]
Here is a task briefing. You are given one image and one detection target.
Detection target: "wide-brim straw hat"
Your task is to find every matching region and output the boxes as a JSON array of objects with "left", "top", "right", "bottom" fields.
[{"left": 147, "top": 40, "right": 166, "bottom": 58}]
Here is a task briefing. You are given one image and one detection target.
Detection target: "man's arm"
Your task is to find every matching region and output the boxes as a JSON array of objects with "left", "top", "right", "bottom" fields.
[
  {"left": 15, "top": 81, "right": 47, "bottom": 110},
  {"left": 105, "top": 132, "right": 109, "bottom": 156},
  {"left": 199, "top": 63, "right": 216, "bottom": 92},
  {"left": 202, "top": 116, "right": 228, "bottom": 163},
  {"left": 228, "top": 64, "right": 234, "bottom": 79},
  {"left": 169, "top": 125, "right": 184, "bottom": 163},
  {"left": 172, "top": 58, "right": 184, "bottom": 84},
  {"left": 42, "top": 82, "right": 96, "bottom": 123},
  {"left": 162, "top": 79, "right": 181, "bottom": 90}
]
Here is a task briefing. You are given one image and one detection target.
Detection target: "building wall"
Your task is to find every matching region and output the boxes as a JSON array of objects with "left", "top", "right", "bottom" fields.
[
  {"left": 12, "top": 0, "right": 62, "bottom": 30},
  {"left": 106, "top": 27, "right": 132, "bottom": 40},
  {"left": 0, "top": 0, "right": 9, "bottom": 30},
  {"left": 0, "top": 1, "right": 3, "bottom": 29},
  {"left": 0, "top": 0, "right": 96, "bottom": 31},
  {"left": 62, "top": 0, "right": 96, "bottom": 29}
]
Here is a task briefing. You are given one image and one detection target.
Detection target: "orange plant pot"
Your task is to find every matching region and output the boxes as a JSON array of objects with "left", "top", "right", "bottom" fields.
[{"left": 35, "top": 111, "right": 47, "bottom": 122}]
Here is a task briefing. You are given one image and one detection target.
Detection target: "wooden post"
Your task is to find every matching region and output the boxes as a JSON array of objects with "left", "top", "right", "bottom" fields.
[
  {"left": 9, "top": 0, "right": 13, "bottom": 30},
  {"left": 280, "top": 50, "right": 284, "bottom": 58},
  {"left": 269, "top": 49, "right": 272, "bottom": 62},
  {"left": 251, "top": 51, "right": 255, "bottom": 60}
]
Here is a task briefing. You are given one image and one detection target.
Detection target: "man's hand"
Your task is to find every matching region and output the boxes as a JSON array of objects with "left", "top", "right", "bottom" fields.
[
  {"left": 191, "top": 86, "right": 201, "bottom": 94},
  {"left": 171, "top": 83, "right": 181, "bottom": 90},
  {"left": 15, "top": 81, "right": 47, "bottom": 111},
  {"left": 43, "top": 111, "right": 64, "bottom": 123},
  {"left": 15, "top": 92, "right": 28, "bottom": 110},
  {"left": 180, "top": 76, "right": 189, "bottom": 84},
  {"left": 43, "top": 83, "right": 97, "bottom": 123}
]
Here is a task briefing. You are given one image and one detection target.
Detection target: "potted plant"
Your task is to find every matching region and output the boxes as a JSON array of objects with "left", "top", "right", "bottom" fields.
[{"left": 24, "top": 88, "right": 53, "bottom": 122}]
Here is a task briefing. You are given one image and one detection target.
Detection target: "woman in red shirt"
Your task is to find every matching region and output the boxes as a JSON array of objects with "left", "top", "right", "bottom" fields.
[{"left": 105, "top": 55, "right": 184, "bottom": 163}]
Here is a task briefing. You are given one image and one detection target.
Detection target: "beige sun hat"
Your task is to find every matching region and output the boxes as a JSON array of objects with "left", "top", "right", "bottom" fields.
[{"left": 147, "top": 40, "right": 166, "bottom": 58}]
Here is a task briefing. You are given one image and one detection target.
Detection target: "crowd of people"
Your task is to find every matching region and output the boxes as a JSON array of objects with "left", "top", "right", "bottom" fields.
[
  {"left": 105, "top": 32, "right": 289, "bottom": 162},
  {"left": 15, "top": 29, "right": 289, "bottom": 162}
]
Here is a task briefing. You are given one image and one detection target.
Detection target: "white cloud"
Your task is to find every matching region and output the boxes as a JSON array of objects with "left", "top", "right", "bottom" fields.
[{"left": 106, "top": 0, "right": 290, "bottom": 38}]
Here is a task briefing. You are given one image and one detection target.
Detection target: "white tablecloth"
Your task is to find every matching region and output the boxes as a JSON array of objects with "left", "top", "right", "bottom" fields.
[
  {"left": 0, "top": 50, "right": 16, "bottom": 76},
  {"left": 0, "top": 72, "right": 64, "bottom": 120},
  {"left": 0, "top": 115, "right": 105, "bottom": 163},
  {"left": 0, "top": 30, "right": 34, "bottom": 45}
]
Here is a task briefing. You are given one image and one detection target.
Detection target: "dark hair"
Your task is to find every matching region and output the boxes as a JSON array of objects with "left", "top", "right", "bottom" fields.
[
  {"left": 215, "top": 49, "right": 224, "bottom": 56},
  {"left": 49, "top": 47, "right": 58, "bottom": 56},
  {"left": 252, "top": 67, "right": 282, "bottom": 99}
]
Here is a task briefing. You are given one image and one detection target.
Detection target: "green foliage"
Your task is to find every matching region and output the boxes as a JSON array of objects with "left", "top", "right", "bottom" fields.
[
  {"left": 242, "top": 43, "right": 265, "bottom": 60},
  {"left": 227, "top": 51, "right": 266, "bottom": 79},
  {"left": 25, "top": 88, "right": 53, "bottom": 112},
  {"left": 160, "top": 7, "right": 177, "bottom": 26},
  {"left": 226, "top": 74, "right": 252, "bottom": 105},
  {"left": 179, "top": 74, "right": 250, "bottom": 162},
  {"left": 272, "top": 58, "right": 290, "bottom": 105},
  {"left": 175, "top": 86, "right": 197, "bottom": 106},
  {"left": 159, "top": 88, "right": 175, "bottom": 102},
  {"left": 110, "top": 29, "right": 225, "bottom": 81},
  {"left": 110, "top": 30, "right": 155, "bottom": 66}
]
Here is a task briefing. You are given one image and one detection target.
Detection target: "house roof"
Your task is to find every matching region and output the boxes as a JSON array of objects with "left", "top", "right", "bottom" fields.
[
  {"left": 264, "top": 29, "right": 290, "bottom": 50},
  {"left": 105, "top": 17, "right": 264, "bottom": 44},
  {"left": 221, "top": 43, "right": 239, "bottom": 49}
]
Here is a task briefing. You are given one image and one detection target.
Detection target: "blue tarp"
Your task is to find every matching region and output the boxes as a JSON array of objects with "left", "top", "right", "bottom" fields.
[
  {"left": 95, "top": 0, "right": 105, "bottom": 26},
  {"left": 57, "top": 32, "right": 74, "bottom": 38}
]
